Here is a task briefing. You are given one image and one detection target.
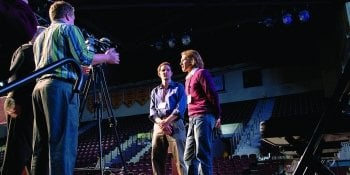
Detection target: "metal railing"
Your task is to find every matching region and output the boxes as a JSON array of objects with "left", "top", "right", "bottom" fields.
[{"left": 0, "top": 58, "right": 84, "bottom": 96}]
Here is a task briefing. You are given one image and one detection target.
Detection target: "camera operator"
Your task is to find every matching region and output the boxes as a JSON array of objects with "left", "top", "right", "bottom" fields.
[{"left": 31, "top": 1, "right": 119, "bottom": 175}]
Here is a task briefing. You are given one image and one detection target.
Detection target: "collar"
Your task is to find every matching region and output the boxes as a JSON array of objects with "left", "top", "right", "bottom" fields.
[
  {"left": 159, "top": 80, "right": 174, "bottom": 89},
  {"left": 186, "top": 68, "right": 198, "bottom": 80},
  {"left": 52, "top": 19, "right": 65, "bottom": 24}
]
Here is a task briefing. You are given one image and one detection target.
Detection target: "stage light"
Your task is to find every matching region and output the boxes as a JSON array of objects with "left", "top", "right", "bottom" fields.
[
  {"left": 298, "top": 10, "right": 310, "bottom": 23},
  {"left": 152, "top": 31, "right": 192, "bottom": 50},
  {"left": 282, "top": 12, "right": 293, "bottom": 25},
  {"left": 167, "top": 37, "right": 176, "bottom": 48},
  {"left": 181, "top": 34, "right": 191, "bottom": 46},
  {"left": 154, "top": 41, "right": 163, "bottom": 50},
  {"left": 261, "top": 17, "right": 274, "bottom": 28}
]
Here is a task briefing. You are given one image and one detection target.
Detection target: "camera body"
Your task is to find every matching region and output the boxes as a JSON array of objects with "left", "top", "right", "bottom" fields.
[{"left": 85, "top": 36, "right": 115, "bottom": 53}]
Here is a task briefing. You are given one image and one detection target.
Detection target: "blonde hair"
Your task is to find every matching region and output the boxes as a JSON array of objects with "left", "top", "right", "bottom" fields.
[{"left": 181, "top": 49, "right": 204, "bottom": 69}]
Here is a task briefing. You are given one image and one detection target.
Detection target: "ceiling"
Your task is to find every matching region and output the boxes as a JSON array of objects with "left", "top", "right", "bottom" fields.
[{"left": 31, "top": 0, "right": 342, "bottom": 85}]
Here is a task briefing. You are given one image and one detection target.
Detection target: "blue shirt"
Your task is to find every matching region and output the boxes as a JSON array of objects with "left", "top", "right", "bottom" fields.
[{"left": 149, "top": 81, "right": 187, "bottom": 122}]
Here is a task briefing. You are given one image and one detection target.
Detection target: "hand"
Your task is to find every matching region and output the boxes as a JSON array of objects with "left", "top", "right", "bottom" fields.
[
  {"left": 215, "top": 118, "right": 221, "bottom": 129},
  {"left": 162, "top": 124, "right": 173, "bottom": 135},
  {"left": 105, "top": 48, "right": 120, "bottom": 64},
  {"left": 81, "top": 65, "right": 91, "bottom": 75},
  {"left": 4, "top": 98, "right": 21, "bottom": 118},
  {"left": 157, "top": 118, "right": 169, "bottom": 129},
  {"left": 156, "top": 118, "right": 172, "bottom": 135}
]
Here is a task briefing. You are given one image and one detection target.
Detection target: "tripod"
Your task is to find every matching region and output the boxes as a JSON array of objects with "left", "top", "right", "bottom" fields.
[{"left": 79, "top": 64, "right": 127, "bottom": 174}]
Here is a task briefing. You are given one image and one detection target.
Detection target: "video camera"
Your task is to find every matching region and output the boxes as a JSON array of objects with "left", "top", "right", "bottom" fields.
[{"left": 85, "top": 35, "right": 117, "bottom": 53}]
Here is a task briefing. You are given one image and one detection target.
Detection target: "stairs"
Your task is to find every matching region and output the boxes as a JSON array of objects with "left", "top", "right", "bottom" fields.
[{"left": 234, "top": 98, "right": 275, "bottom": 156}]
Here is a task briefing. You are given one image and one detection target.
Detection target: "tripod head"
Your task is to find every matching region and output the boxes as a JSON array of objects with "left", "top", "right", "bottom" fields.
[
  {"left": 79, "top": 62, "right": 112, "bottom": 120},
  {"left": 85, "top": 33, "right": 118, "bottom": 54}
]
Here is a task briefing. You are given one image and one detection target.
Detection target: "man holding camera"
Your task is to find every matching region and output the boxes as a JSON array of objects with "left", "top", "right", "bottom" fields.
[{"left": 31, "top": 1, "right": 119, "bottom": 175}]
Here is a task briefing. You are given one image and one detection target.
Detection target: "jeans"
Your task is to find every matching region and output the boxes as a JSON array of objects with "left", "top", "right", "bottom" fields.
[{"left": 184, "top": 114, "right": 215, "bottom": 175}]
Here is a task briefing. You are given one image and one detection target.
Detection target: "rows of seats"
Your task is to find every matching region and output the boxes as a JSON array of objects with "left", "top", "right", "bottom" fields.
[
  {"left": 75, "top": 114, "right": 153, "bottom": 170},
  {"left": 74, "top": 100, "right": 259, "bottom": 171},
  {"left": 73, "top": 100, "right": 265, "bottom": 174},
  {"left": 121, "top": 152, "right": 260, "bottom": 175},
  {"left": 2, "top": 92, "right": 328, "bottom": 174},
  {"left": 214, "top": 154, "right": 258, "bottom": 175}
]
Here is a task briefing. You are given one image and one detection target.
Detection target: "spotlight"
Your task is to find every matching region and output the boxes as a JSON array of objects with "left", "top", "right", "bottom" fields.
[
  {"left": 298, "top": 10, "right": 310, "bottom": 23},
  {"left": 167, "top": 37, "right": 176, "bottom": 48},
  {"left": 260, "top": 17, "right": 274, "bottom": 28},
  {"left": 282, "top": 12, "right": 293, "bottom": 25},
  {"left": 152, "top": 41, "right": 163, "bottom": 50},
  {"left": 181, "top": 34, "right": 191, "bottom": 46}
]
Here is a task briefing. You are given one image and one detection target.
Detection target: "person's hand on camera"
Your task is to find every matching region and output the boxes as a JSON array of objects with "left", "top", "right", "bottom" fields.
[
  {"left": 105, "top": 48, "right": 120, "bottom": 64},
  {"left": 81, "top": 65, "right": 91, "bottom": 75}
]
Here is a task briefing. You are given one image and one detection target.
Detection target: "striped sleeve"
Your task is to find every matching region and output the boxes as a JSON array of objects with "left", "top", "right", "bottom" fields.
[{"left": 65, "top": 25, "right": 94, "bottom": 66}]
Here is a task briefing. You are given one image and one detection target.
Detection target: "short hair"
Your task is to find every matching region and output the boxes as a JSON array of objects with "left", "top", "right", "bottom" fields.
[
  {"left": 49, "top": 1, "right": 74, "bottom": 21},
  {"left": 181, "top": 49, "right": 204, "bottom": 69},
  {"left": 157, "top": 61, "right": 172, "bottom": 73}
]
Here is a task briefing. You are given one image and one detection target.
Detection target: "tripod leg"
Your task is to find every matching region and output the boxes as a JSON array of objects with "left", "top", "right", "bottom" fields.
[
  {"left": 79, "top": 71, "right": 93, "bottom": 121},
  {"left": 97, "top": 103, "right": 104, "bottom": 175},
  {"left": 79, "top": 66, "right": 106, "bottom": 174},
  {"left": 98, "top": 66, "right": 128, "bottom": 174}
]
